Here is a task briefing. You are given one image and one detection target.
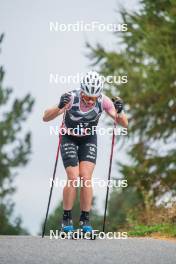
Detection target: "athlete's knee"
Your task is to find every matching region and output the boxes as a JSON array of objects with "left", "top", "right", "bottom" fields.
[
  {"left": 79, "top": 174, "right": 92, "bottom": 188},
  {"left": 65, "top": 168, "right": 79, "bottom": 187},
  {"left": 67, "top": 174, "right": 78, "bottom": 186},
  {"left": 79, "top": 171, "right": 92, "bottom": 181}
]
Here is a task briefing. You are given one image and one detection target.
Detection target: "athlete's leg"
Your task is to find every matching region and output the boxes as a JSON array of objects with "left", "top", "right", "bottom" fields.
[
  {"left": 60, "top": 134, "right": 79, "bottom": 211},
  {"left": 78, "top": 135, "right": 97, "bottom": 212},
  {"left": 61, "top": 165, "right": 79, "bottom": 232},
  {"left": 79, "top": 161, "right": 95, "bottom": 211},
  {"left": 63, "top": 165, "right": 79, "bottom": 210}
]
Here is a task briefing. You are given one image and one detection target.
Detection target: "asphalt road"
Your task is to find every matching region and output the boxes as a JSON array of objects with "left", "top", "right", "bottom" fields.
[{"left": 0, "top": 236, "right": 176, "bottom": 264}]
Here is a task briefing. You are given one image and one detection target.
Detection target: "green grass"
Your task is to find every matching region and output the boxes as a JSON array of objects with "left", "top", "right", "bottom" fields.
[{"left": 128, "top": 223, "right": 176, "bottom": 238}]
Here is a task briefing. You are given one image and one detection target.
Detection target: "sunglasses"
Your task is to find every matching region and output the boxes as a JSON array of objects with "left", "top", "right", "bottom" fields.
[{"left": 81, "top": 93, "right": 98, "bottom": 102}]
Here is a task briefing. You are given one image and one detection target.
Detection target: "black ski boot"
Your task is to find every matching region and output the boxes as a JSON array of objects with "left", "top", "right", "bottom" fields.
[
  {"left": 79, "top": 211, "right": 96, "bottom": 239},
  {"left": 60, "top": 210, "right": 74, "bottom": 234}
]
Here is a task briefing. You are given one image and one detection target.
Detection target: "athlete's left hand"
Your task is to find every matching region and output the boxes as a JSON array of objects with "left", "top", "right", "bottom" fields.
[{"left": 112, "top": 97, "right": 124, "bottom": 114}]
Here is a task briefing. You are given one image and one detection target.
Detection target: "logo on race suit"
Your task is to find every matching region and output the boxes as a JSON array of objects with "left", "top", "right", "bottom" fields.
[
  {"left": 78, "top": 123, "right": 89, "bottom": 129},
  {"left": 83, "top": 123, "right": 89, "bottom": 127},
  {"left": 90, "top": 147, "right": 95, "bottom": 152},
  {"left": 69, "top": 114, "right": 82, "bottom": 121}
]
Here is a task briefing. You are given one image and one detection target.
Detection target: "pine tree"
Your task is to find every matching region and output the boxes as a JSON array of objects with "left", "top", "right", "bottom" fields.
[
  {"left": 0, "top": 34, "right": 34, "bottom": 234},
  {"left": 87, "top": 0, "right": 176, "bottom": 226}
]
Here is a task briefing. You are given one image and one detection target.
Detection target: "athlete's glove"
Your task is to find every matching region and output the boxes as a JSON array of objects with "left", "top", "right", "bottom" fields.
[
  {"left": 112, "top": 97, "right": 124, "bottom": 114},
  {"left": 58, "top": 93, "right": 71, "bottom": 109}
]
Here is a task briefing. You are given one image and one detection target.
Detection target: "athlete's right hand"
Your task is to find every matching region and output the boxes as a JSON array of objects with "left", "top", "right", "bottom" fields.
[{"left": 58, "top": 93, "right": 71, "bottom": 109}]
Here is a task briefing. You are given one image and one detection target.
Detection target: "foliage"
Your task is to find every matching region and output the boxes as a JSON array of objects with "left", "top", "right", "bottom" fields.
[
  {"left": 0, "top": 33, "right": 34, "bottom": 234},
  {"left": 87, "top": 0, "right": 176, "bottom": 228}
]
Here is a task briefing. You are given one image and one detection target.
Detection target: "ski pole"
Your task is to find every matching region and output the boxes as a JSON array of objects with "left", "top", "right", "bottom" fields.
[
  {"left": 42, "top": 125, "right": 63, "bottom": 238},
  {"left": 103, "top": 121, "right": 117, "bottom": 233}
]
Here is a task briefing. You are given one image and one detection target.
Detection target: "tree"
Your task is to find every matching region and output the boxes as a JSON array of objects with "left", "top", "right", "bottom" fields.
[
  {"left": 0, "top": 33, "right": 34, "bottom": 234},
  {"left": 87, "top": 0, "right": 176, "bottom": 226}
]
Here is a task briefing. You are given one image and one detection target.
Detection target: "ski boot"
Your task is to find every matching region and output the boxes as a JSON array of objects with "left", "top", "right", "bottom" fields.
[
  {"left": 79, "top": 219, "right": 96, "bottom": 240},
  {"left": 60, "top": 218, "right": 74, "bottom": 239}
]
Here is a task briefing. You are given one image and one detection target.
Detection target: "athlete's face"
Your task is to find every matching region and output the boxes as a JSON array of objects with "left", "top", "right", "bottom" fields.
[{"left": 81, "top": 92, "right": 98, "bottom": 106}]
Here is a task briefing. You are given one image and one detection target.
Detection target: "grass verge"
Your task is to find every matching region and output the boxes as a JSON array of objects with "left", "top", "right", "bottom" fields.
[{"left": 128, "top": 223, "right": 176, "bottom": 238}]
